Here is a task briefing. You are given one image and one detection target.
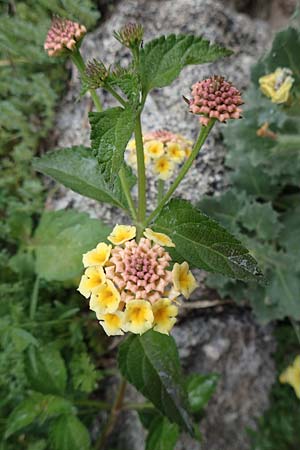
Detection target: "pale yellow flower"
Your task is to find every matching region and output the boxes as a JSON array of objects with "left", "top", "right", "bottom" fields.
[
  {"left": 124, "top": 300, "right": 154, "bottom": 334},
  {"left": 152, "top": 298, "right": 178, "bottom": 334},
  {"left": 127, "top": 150, "right": 137, "bottom": 169},
  {"left": 259, "top": 68, "right": 294, "bottom": 104},
  {"left": 280, "top": 355, "right": 300, "bottom": 398},
  {"left": 127, "top": 139, "right": 136, "bottom": 151},
  {"left": 144, "top": 140, "right": 164, "bottom": 159},
  {"left": 184, "top": 146, "right": 192, "bottom": 158},
  {"left": 90, "top": 280, "right": 120, "bottom": 316},
  {"left": 77, "top": 266, "right": 106, "bottom": 299},
  {"left": 166, "top": 142, "right": 185, "bottom": 164},
  {"left": 83, "top": 242, "right": 111, "bottom": 268},
  {"left": 153, "top": 156, "right": 175, "bottom": 180},
  {"left": 99, "top": 311, "right": 125, "bottom": 336},
  {"left": 108, "top": 224, "right": 136, "bottom": 245},
  {"left": 172, "top": 262, "right": 198, "bottom": 298},
  {"left": 143, "top": 228, "right": 175, "bottom": 247}
]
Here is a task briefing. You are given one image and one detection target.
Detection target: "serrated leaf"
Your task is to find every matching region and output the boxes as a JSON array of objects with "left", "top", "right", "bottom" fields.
[
  {"left": 145, "top": 416, "right": 180, "bottom": 450},
  {"left": 118, "top": 330, "right": 193, "bottom": 435},
  {"left": 90, "top": 107, "right": 135, "bottom": 183},
  {"left": 108, "top": 69, "right": 140, "bottom": 106},
  {"left": 33, "top": 210, "right": 110, "bottom": 281},
  {"left": 70, "top": 352, "right": 102, "bottom": 393},
  {"left": 280, "top": 206, "right": 300, "bottom": 254},
  {"left": 152, "top": 199, "right": 262, "bottom": 281},
  {"left": 186, "top": 374, "right": 219, "bottom": 414},
  {"left": 49, "top": 415, "right": 90, "bottom": 450},
  {"left": 140, "top": 34, "right": 232, "bottom": 93},
  {"left": 33, "top": 146, "right": 136, "bottom": 210},
  {"left": 25, "top": 346, "right": 67, "bottom": 395},
  {"left": 239, "top": 201, "right": 282, "bottom": 240}
]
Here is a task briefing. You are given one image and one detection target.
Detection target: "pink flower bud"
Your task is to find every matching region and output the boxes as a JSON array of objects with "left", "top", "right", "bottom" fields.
[{"left": 44, "top": 17, "right": 86, "bottom": 57}]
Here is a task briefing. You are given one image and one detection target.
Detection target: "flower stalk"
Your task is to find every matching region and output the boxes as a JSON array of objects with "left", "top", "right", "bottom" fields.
[{"left": 135, "top": 113, "right": 147, "bottom": 238}]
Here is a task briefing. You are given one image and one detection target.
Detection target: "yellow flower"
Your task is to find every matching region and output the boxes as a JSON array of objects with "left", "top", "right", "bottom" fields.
[
  {"left": 259, "top": 68, "right": 294, "bottom": 104},
  {"left": 90, "top": 280, "right": 120, "bottom": 316},
  {"left": 153, "top": 156, "right": 174, "bottom": 180},
  {"left": 127, "top": 139, "right": 136, "bottom": 151},
  {"left": 144, "top": 140, "right": 164, "bottom": 159},
  {"left": 143, "top": 228, "right": 175, "bottom": 247},
  {"left": 124, "top": 300, "right": 154, "bottom": 334},
  {"left": 279, "top": 355, "right": 300, "bottom": 398},
  {"left": 184, "top": 146, "right": 192, "bottom": 158},
  {"left": 152, "top": 298, "right": 178, "bottom": 334},
  {"left": 77, "top": 266, "right": 106, "bottom": 299},
  {"left": 108, "top": 224, "right": 136, "bottom": 245},
  {"left": 83, "top": 242, "right": 111, "bottom": 268},
  {"left": 99, "top": 311, "right": 125, "bottom": 336},
  {"left": 166, "top": 143, "right": 185, "bottom": 164},
  {"left": 172, "top": 262, "right": 198, "bottom": 298}
]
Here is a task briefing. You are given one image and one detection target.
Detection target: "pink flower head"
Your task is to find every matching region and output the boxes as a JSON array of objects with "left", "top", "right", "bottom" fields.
[
  {"left": 189, "top": 76, "right": 243, "bottom": 126},
  {"left": 105, "top": 238, "right": 172, "bottom": 303},
  {"left": 44, "top": 17, "right": 87, "bottom": 57}
]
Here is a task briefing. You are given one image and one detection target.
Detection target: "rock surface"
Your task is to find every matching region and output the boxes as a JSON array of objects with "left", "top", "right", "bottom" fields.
[{"left": 49, "top": 0, "right": 277, "bottom": 449}]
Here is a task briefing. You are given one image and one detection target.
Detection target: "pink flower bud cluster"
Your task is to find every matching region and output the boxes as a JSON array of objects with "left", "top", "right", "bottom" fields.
[
  {"left": 44, "top": 17, "right": 86, "bottom": 57},
  {"left": 189, "top": 76, "right": 243, "bottom": 126},
  {"left": 105, "top": 238, "right": 172, "bottom": 303}
]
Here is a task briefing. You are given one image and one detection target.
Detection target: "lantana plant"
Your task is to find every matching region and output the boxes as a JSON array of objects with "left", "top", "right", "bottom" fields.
[{"left": 35, "top": 18, "right": 263, "bottom": 448}]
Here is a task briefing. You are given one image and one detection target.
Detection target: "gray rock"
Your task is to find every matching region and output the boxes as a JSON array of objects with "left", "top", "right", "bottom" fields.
[{"left": 49, "top": 1, "right": 277, "bottom": 449}]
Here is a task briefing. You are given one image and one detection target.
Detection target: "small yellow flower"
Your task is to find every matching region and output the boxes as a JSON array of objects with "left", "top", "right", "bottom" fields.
[
  {"left": 259, "top": 68, "right": 294, "bottom": 104},
  {"left": 83, "top": 242, "right": 111, "bottom": 268},
  {"left": 152, "top": 298, "right": 178, "bottom": 334},
  {"left": 144, "top": 140, "right": 164, "bottom": 159},
  {"left": 127, "top": 139, "right": 136, "bottom": 151},
  {"left": 108, "top": 224, "right": 136, "bottom": 245},
  {"left": 124, "top": 300, "right": 154, "bottom": 334},
  {"left": 172, "top": 262, "right": 198, "bottom": 299},
  {"left": 78, "top": 266, "right": 106, "bottom": 299},
  {"left": 184, "top": 146, "right": 192, "bottom": 158},
  {"left": 280, "top": 355, "right": 300, "bottom": 398},
  {"left": 143, "top": 228, "right": 175, "bottom": 247},
  {"left": 99, "top": 311, "right": 125, "bottom": 336},
  {"left": 90, "top": 280, "right": 120, "bottom": 316},
  {"left": 153, "top": 156, "right": 175, "bottom": 180},
  {"left": 166, "top": 143, "right": 185, "bottom": 164}
]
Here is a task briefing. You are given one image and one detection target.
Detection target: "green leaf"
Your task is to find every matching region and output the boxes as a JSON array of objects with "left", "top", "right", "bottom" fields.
[
  {"left": 153, "top": 199, "right": 263, "bottom": 281},
  {"left": 10, "top": 328, "right": 38, "bottom": 352},
  {"left": 25, "top": 346, "right": 67, "bottom": 395},
  {"left": 49, "top": 415, "right": 90, "bottom": 450},
  {"left": 118, "top": 329, "right": 193, "bottom": 435},
  {"left": 186, "top": 374, "right": 219, "bottom": 414},
  {"left": 140, "top": 34, "right": 232, "bottom": 93},
  {"left": 33, "top": 210, "right": 110, "bottom": 281},
  {"left": 280, "top": 206, "right": 300, "bottom": 254},
  {"left": 90, "top": 107, "right": 135, "bottom": 183},
  {"left": 107, "top": 68, "right": 140, "bottom": 106},
  {"left": 239, "top": 201, "right": 282, "bottom": 240},
  {"left": 5, "top": 393, "right": 73, "bottom": 438},
  {"left": 70, "top": 352, "right": 102, "bottom": 393},
  {"left": 145, "top": 416, "right": 180, "bottom": 450},
  {"left": 33, "top": 146, "right": 136, "bottom": 210}
]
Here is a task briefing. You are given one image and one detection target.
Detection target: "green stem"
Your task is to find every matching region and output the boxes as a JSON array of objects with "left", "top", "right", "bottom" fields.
[
  {"left": 95, "top": 378, "right": 127, "bottom": 450},
  {"left": 75, "top": 399, "right": 111, "bottom": 410},
  {"left": 135, "top": 113, "right": 146, "bottom": 238},
  {"left": 119, "top": 166, "right": 137, "bottom": 219},
  {"left": 30, "top": 276, "right": 40, "bottom": 320},
  {"left": 104, "top": 84, "right": 127, "bottom": 107},
  {"left": 145, "top": 120, "right": 215, "bottom": 226},
  {"left": 157, "top": 179, "right": 165, "bottom": 203},
  {"left": 123, "top": 402, "right": 154, "bottom": 411},
  {"left": 71, "top": 49, "right": 103, "bottom": 112}
]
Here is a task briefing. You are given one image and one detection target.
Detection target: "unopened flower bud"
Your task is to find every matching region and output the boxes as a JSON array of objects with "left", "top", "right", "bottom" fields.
[
  {"left": 44, "top": 17, "right": 86, "bottom": 57},
  {"left": 189, "top": 76, "right": 243, "bottom": 126},
  {"left": 114, "top": 23, "right": 144, "bottom": 49},
  {"left": 83, "top": 59, "right": 109, "bottom": 89}
]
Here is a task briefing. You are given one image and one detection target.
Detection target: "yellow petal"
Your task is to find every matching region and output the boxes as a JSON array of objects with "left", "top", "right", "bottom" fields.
[
  {"left": 172, "top": 262, "right": 198, "bottom": 299},
  {"left": 279, "top": 355, "right": 300, "bottom": 399},
  {"left": 166, "top": 143, "right": 185, "bottom": 164},
  {"left": 90, "top": 280, "right": 120, "bottom": 316},
  {"left": 272, "top": 77, "right": 293, "bottom": 104},
  {"left": 124, "top": 300, "right": 154, "bottom": 335},
  {"left": 143, "top": 228, "right": 175, "bottom": 247},
  {"left": 77, "top": 266, "right": 106, "bottom": 298},
  {"left": 144, "top": 140, "right": 164, "bottom": 159},
  {"left": 107, "top": 224, "right": 136, "bottom": 245},
  {"left": 127, "top": 139, "right": 136, "bottom": 151},
  {"left": 152, "top": 298, "right": 178, "bottom": 334},
  {"left": 83, "top": 242, "right": 111, "bottom": 268},
  {"left": 99, "top": 311, "right": 124, "bottom": 336},
  {"left": 153, "top": 156, "right": 174, "bottom": 180}
]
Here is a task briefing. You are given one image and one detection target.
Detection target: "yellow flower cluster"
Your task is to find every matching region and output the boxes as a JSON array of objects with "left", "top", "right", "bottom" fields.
[
  {"left": 279, "top": 355, "right": 300, "bottom": 398},
  {"left": 77, "top": 225, "right": 198, "bottom": 336},
  {"left": 126, "top": 130, "right": 193, "bottom": 181},
  {"left": 259, "top": 67, "right": 294, "bottom": 104}
]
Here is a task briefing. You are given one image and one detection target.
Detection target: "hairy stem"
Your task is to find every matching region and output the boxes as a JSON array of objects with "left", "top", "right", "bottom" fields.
[
  {"left": 95, "top": 378, "right": 127, "bottom": 450},
  {"left": 71, "top": 49, "right": 103, "bottom": 112},
  {"left": 145, "top": 119, "right": 215, "bottom": 226},
  {"left": 119, "top": 166, "right": 137, "bottom": 219},
  {"left": 135, "top": 112, "right": 146, "bottom": 238}
]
